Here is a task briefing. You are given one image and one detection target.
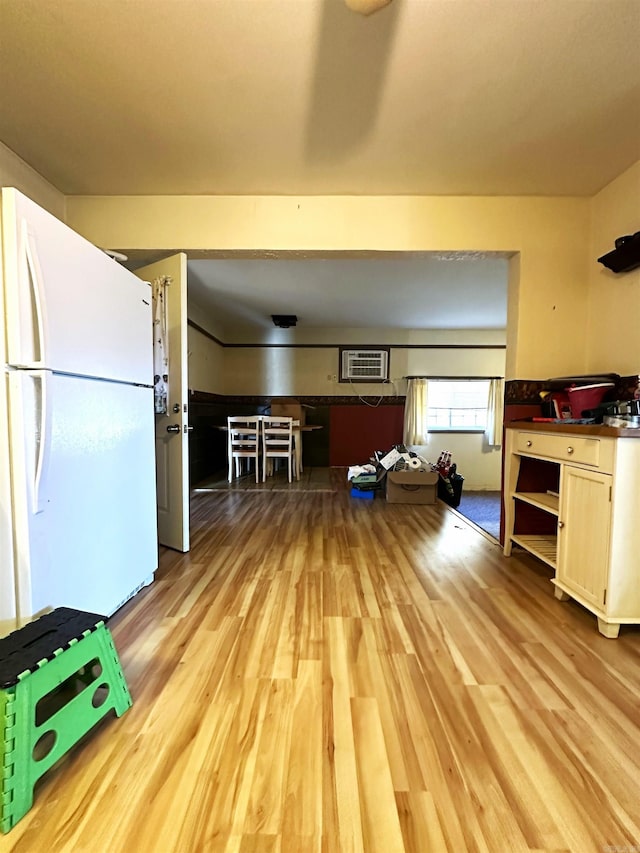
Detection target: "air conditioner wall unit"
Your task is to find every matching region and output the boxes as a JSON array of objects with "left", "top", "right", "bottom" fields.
[{"left": 340, "top": 349, "right": 389, "bottom": 382}]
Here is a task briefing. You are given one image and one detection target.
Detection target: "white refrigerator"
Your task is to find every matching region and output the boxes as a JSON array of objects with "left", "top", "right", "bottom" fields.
[{"left": 0, "top": 188, "right": 158, "bottom": 637}]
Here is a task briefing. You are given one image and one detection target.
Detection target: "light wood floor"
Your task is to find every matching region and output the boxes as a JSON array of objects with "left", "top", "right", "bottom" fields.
[
  {"left": 194, "top": 466, "right": 336, "bottom": 493},
  {"left": 3, "top": 469, "right": 640, "bottom": 852}
]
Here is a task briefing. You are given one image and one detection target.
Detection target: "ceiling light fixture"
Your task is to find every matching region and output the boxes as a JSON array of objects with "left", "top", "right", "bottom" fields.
[
  {"left": 272, "top": 314, "right": 298, "bottom": 328},
  {"left": 344, "top": 0, "right": 392, "bottom": 15}
]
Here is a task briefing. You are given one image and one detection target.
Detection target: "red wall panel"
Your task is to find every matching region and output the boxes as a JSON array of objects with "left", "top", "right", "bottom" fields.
[{"left": 329, "top": 405, "right": 405, "bottom": 467}]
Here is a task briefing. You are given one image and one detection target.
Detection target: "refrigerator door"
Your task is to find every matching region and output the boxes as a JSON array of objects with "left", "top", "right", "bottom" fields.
[
  {"left": 2, "top": 188, "right": 152, "bottom": 386},
  {"left": 8, "top": 369, "right": 157, "bottom": 621},
  {"left": 0, "top": 379, "right": 17, "bottom": 636}
]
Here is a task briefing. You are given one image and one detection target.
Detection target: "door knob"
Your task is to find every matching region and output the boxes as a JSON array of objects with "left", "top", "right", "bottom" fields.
[{"left": 166, "top": 424, "right": 180, "bottom": 433}]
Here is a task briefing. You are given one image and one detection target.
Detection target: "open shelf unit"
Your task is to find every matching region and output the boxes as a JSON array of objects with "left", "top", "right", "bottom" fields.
[
  {"left": 505, "top": 453, "right": 560, "bottom": 568},
  {"left": 512, "top": 491, "right": 559, "bottom": 515},
  {"left": 508, "top": 491, "right": 560, "bottom": 567},
  {"left": 510, "top": 533, "right": 557, "bottom": 569},
  {"left": 503, "top": 423, "right": 640, "bottom": 638}
]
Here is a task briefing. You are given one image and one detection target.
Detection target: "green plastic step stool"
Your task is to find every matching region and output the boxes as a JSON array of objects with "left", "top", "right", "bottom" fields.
[{"left": 0, "top": 607, "right": 132, "bottom": 833}]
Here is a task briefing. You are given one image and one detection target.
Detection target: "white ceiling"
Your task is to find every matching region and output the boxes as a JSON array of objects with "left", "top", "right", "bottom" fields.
[
  {"left": 187, "top": 254, "right": 509, "bottom": 335},
  {"left": 1, "top": 0, "right": 638, "bottom": 333}
]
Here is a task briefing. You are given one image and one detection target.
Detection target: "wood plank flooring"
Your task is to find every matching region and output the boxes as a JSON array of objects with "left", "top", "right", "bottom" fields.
[
  {"left": 3, "top": 468, "right": 640, "bottom": 852},
  {"left": 193, "top": 466, "right": 335, "bottom": 493}
]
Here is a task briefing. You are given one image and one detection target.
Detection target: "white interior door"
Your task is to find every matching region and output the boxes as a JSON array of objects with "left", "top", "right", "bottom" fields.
[{"left": 135, "top": 254, "right": 190, "bottom": 552}]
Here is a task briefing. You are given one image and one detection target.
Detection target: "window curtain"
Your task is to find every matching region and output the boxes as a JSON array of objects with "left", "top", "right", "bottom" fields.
[
  {"left": 485, "top": 378, "right": 504, "bottom": 447},
  {"left": 152, "top": 275, "right": 171, "bottom": 414},
  {"left": 403, "top": 378, "right": 429, "bottom": 445}
]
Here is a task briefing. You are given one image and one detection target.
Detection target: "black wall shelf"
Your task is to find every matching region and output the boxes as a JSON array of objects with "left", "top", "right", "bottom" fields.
[{"left": 598, "top": 233, "right": 640, "bottom": 273}]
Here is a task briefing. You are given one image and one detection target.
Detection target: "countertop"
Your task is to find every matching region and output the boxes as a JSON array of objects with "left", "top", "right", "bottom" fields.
[{"left": 506, "top": 420, "right": 640, "bottom": 438}]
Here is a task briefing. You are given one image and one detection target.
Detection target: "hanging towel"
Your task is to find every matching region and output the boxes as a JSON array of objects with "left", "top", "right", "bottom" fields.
[{"left": 152, "top": 276, "right": 171, "bottom": 414}]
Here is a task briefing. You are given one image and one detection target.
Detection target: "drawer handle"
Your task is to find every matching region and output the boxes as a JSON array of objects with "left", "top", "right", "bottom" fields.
[
  {"left": 526, "top": 440, "right": 532, "bottom": 447},
  {"left": 566, "top": 446, "right": 574, "bottom": 454},
  {"left": 558, "top": 521, "right": 565, "bottom": 528}
]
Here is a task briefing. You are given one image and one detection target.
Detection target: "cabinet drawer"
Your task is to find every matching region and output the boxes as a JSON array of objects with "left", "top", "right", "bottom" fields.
[{"left": 515, "top": 432, "right": 603, "bottom": 466}]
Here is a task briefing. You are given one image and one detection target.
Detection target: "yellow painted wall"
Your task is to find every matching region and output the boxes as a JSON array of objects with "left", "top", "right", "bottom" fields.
[
  {"left": 222, "top": 325, "right": 506, "bottom": 347},
  {"left": 66, "top": 194, "right": 591, "bottom": 379},
  {"left": 413, "top": 434, "right": 501, "bottom": 492},
  {"left": 187, "top": 302, "right": 225, "bottom": 394},
  {"left": 188, "top": 299, "right": 226, "bottom": 342},
  {"left": 222, "top": 331, "right": 505, "bottom": 396},
  {"left": 188, "top": 326, "right": 225, "bottom": 395},
  {"left": 587, "top": 160, "right": 640, "bottom": 374},
  {"left": 0, "top": 142, "right": 66, "bottom": 220}
]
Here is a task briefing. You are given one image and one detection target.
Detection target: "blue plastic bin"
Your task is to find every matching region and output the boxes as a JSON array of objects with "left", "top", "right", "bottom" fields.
[{"left": 350, "top": 487, "right": 375, "bottom": 500}]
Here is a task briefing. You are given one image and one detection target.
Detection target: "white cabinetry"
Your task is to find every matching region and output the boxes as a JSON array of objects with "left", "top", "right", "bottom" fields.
[{"left": 503, "top": 424, "right": 640, "bottom": 638}]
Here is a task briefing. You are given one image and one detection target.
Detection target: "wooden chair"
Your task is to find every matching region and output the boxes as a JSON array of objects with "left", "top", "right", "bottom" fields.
[
  {"left": 292, "top": 419, "right": 303, "bottom": 476},
  {"left": 262, "top": 416, "right": 297, "bottom": 483},
  {"left": 227, "top": 416, "right": 261, "bottom": 483}
]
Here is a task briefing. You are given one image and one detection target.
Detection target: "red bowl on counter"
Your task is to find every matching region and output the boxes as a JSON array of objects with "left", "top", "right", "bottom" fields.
[{"left": 566, "top": 383, "right": 615, "bottom": 417}]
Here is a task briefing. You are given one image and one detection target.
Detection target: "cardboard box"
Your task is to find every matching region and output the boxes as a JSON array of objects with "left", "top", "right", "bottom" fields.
[
  {"left": 386, "top": 469, "right": 439, "bottom": 504},
  {"left": 270, "top": 397, "right": 306, "bottom": 424}
]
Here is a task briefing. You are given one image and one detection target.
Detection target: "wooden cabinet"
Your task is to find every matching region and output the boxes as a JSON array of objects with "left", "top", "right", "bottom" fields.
[
  {"left": 557, "top": 466, "right": 611, "bottom": 611},
  {"left": 503, "top": 424, "right": 640, "bottom": 638}
]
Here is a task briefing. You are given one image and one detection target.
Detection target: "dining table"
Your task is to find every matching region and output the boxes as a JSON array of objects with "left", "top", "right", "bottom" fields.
[{"left": 217, "top": 417, "right": 323, "bottom": 481}]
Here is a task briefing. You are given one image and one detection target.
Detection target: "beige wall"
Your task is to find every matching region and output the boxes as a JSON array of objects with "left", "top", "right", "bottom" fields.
[
  {"left": 188, "top": 298, "right": 226, "bottom": 342},
  {"left": 0, "top": 142, "right": 66, "bottom": 220},
  {"left": 66, "top": 194, "right": 591, "bottom": 380},
  {"left": 222, "top": 330, "right": 505, "bottom": 396},
  {"left": 188, "top": 325, "right": 225, "bottom": 395},
  {"left": 587, "top": 160, "right": 640, "bottom": 374},
  {"left": 412, "top": 434, "right": 501, "bottom": 492},
  {"left": 185, "top": 313, "right": 505, "bottom": 399},
  {"left": 221, "top": 325, "right": 506, "bottom": 347},
  {"left": 187, "top": 301, "right": 225, "bottom": 395}
]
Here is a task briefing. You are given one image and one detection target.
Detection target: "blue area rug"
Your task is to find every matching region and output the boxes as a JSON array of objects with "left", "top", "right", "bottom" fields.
[{"left": 456, "top": 491, "right": 501, "bottom": 540}]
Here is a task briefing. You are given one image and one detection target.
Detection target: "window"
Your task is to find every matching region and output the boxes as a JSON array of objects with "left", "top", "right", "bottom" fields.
[{"left": 427, "top": 380, "right": 490, "bottom": 431}]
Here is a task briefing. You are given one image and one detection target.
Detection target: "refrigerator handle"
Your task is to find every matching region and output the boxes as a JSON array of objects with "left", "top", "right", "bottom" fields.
[
  {"left": 33, "top": 370, "right": 51, "bottom": 514},
  {"left": 22, "top": 221, "right": 49, "bottom": 367}
]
